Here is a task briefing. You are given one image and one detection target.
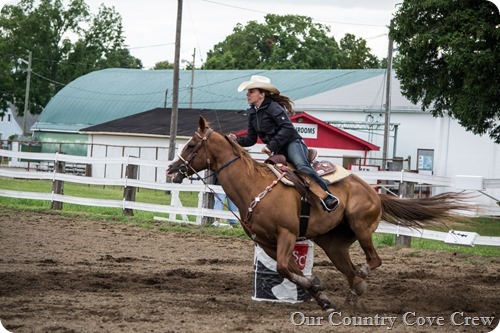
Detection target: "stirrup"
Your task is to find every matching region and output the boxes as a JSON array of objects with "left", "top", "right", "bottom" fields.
[
  {"left": 307, "top": 149, "right": 318, "bottom": 163},
  {"left": 320, "top": 193, "right": 339, "bottom": 212}
]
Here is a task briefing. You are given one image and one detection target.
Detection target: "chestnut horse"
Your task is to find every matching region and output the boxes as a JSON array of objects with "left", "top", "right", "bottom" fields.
[{"left": 167, "top": 117, "right": 470, "bottom": 312}]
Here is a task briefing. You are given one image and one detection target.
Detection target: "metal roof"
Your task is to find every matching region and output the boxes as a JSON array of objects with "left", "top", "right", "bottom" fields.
[
  {"left": 80, "top": 109, "right": 379, "bottom": 152},
  {"left": 33, "top": 68, "right": 386, "bottom": 133},
  {"left": 80, "top": 108, "right": 249, "bottom": 137}
]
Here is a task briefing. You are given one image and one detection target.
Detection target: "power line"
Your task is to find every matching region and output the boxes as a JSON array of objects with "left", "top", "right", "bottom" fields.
[
  {"left": 31, "top": 71, "right": 66, "bottom": 87},
  {"left": 201, "top": 0, "right": 387, "bottom": 28},
  {"left": 126, "top": 43, "right": 175, "bottom": 50},
  {"left": 365, "top": 33, "right": 388, "bottom": 41},
  {"left": 201, "top": 0, "right": 268, "bottom": 15}
]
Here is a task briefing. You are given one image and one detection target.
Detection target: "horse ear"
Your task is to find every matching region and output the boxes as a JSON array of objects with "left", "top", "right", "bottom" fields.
[
  {"left": 198, "top": 116, "right": 206, "bottom": 132},
  {"left": 198, "top": 116, "right": 210, "bottom": 131}
]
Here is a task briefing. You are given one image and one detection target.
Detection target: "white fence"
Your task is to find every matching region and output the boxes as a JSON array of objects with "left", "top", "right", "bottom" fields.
[{"left": 0, "top": 148, "right": 499, "bottom": 247}]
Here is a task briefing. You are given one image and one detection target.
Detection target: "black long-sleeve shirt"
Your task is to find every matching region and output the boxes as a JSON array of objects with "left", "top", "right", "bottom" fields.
[{"left": 236, "top": 98, "right": 301, "bottom": 154}]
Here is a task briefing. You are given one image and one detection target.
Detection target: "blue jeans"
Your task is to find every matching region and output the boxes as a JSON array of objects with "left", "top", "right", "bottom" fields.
[
  {"left": 214, "top": 193, "right": 238, "bottom": 223},
  {"left": 285, "top": 139, "right": 330, "bottom": 193}
]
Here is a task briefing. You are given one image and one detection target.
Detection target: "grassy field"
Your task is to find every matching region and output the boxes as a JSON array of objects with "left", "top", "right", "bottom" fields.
[
  {"left": 1, "top": 178, "right": 499, "bottom": 256},
  {"left": 0, "top": 178, "right": 199, "bottom": 220}
]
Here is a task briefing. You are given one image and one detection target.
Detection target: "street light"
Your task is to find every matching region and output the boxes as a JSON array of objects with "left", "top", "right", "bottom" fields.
[
  {"left": 382, "top": 20, "right": 394, "bottom": 171},
  {"left": 19, "top": 51, "right": 32, "bottom": 136},
  {"left": 181, "top": 48, "right": 196, "bottom": 109}
]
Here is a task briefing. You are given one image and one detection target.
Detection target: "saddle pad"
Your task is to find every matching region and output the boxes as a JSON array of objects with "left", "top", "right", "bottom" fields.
[
  {"left": 322, "top": 165, "right": 351, "bottom": 184},
  {"left": 266, "top": 163, "right": 351, "bottom": 186}
]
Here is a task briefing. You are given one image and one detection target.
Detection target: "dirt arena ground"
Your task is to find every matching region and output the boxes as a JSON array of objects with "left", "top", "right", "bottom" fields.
[{"left": 0, "top": 207, "right": 498, "bottom": 333}]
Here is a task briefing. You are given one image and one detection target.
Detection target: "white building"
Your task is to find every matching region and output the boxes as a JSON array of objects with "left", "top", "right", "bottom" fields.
[{"left": 32, "top": 69, "right": 499, "bottom": 211}]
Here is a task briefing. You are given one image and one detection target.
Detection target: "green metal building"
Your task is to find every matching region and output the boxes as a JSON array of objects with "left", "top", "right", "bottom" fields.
[{"left": 32, "top": 68, "right": 386, "bottom": 155}]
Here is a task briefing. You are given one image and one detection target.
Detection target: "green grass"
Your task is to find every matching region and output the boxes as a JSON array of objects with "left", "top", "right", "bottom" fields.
[
  {"left": 372, "top": 232, "right": 500, "bottom": 256},
  {"left": 372, "top": 216, "right": 500, "bottom": 256},
  {"left": 0, "top": 178, "right": 199, "bottom": 204},
  {"left": 1, "top": 177, "right": 499, "bottom": 256},
  {"left": 0, "top": 178, "right": 199, "bottom": 220},
  {"left": 0, "top": 178, "right": 53, "bottom": 193}
]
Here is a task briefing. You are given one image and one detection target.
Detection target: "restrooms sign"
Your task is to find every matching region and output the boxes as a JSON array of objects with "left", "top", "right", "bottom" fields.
[{"left": 293, "top": 123, "right": 318, "bottom": 139}]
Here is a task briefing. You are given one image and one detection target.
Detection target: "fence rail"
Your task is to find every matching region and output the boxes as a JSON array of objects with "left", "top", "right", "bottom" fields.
[{"left": 1, "top": 148, "right": 499, "bottom": 247}]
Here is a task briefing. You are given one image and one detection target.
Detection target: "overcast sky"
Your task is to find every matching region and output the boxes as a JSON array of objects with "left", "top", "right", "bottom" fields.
[{"left": 2, "top": 0, "right": 499, "bottom": 69}]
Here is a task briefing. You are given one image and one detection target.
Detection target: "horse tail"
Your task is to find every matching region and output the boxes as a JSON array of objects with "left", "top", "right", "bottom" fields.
[{"left": 379, "top": 192, "right": 475, "bottom": 228}]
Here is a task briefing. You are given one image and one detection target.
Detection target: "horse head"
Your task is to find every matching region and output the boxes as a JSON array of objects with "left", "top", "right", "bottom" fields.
[{"left": 166, "top": 116, "right": 215, "bottom": 183}]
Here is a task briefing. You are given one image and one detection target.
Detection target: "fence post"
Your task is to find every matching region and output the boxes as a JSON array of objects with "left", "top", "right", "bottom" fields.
[
  {"left": 396, "top": 180, "right": 415, "bottom": 247},
  {"left": 51, "top": 160, "right": 65, "bottom": 210},
  {"left": 201, "top": 173, "right": 216, "bottom": 225},
  {"left": 123, "top": 164, "right": 138, "bottom": 216},
  {"left": 85, "top": 164, "right": 92, "bottom": 177}
]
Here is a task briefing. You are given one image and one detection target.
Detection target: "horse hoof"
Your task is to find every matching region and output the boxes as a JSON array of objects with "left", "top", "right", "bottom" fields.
[
  {"left": 355, "top": 263, "right": 371, "bottom": 278},
  {"left": 310, "top": 276, "right": 325, "bottom": 292},
  {"left": 353, "top": 280, "right": 367, "bottom": 296},
  {"left": 315, "top": 291, "right": 336, "bottom": 312},
  {"left": 321, "top": 299, "right": 336, "bottom": 313},
  {"left": 345, "top": 289, "right": 358, "bottom": 306},
  {"left": 325, "top": 306, "right": 336, "bottom": 314}
]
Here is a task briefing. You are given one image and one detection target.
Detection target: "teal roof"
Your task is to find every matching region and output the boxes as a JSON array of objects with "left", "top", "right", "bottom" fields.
[{"left": 34, "top": 68, "right": 385, "bottom": 132}]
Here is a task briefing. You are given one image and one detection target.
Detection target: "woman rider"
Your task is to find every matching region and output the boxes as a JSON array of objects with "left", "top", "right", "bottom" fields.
[{"left": 229, "top": 75, "right": 339, "bottom": 212}]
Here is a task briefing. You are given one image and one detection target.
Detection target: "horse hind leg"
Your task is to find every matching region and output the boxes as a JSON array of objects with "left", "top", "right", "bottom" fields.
[
  {"left": 340, "top": 214, "right": 384, "bottom": 309},
  {"left": 352, "top": 225, "right": 382, "bottom": 273},
  {"left": 314, "top": 226, "right": 368, "bottom": 310}
]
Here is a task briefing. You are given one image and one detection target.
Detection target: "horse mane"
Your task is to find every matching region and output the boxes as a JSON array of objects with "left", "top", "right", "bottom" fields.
[{"left": 225, "top": 135, "right": 268, "bottom": 177}]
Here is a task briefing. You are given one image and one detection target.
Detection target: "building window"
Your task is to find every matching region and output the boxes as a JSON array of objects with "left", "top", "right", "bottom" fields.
[{"left": 8, "top": 114, "right": 11, "bottom": 122}]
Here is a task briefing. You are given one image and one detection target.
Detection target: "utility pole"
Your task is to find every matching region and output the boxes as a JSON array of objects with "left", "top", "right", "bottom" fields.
[
  {"left": 189, "top": 48, "right": 196, "bottom": 109},
  {"left": 168, "top": 0, "right": 183, "bottom": 162},
  {"left": 382, "top": 20, "right": 394, "bottom": 171},
  {"left": 22, "top": 51, "right": 32, "bottom": 136}
]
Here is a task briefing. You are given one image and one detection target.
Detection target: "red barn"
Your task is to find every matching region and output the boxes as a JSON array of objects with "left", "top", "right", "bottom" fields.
[{"left": 235, "top": 112, "right": 379, "bottom": 164}]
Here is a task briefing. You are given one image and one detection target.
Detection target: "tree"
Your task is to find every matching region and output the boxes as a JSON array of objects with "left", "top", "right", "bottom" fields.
[
  {"left": 391, "top": 0, "right": 500, "bottom": 143},
  {"left": 0, "top": 0, "right": 142, "bottom": 117},
  {"left": 338, "top": 33, "right": 380, "bottom": 69},
  {"left": 152, "top": 60, "right": 175, "bottom": 70},
  {"left": 204, "top": 14, "right": 344, "bottom": 70},
  {"left": 0, "top": 38, "right": 12, "bottom": 112}
]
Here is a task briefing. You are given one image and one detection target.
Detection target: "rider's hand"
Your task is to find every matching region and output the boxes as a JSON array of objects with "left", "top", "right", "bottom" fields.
[
  {"left": 261, "top": 146, "right": 273, "bottom": 156},
  {"left": 228, "top": 133, "right": 237, "bottom": 141}
]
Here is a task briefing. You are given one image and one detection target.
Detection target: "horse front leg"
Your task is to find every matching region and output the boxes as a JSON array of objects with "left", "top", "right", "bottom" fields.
[{"left": 274, "top": 229, "right": 336, "bottom": 312}]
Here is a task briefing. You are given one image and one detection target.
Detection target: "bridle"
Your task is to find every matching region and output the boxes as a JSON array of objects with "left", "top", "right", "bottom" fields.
[
  {"left": 176, "top": 128, "right": 241, "bottom": 180},
  {"left": 176, "top": 128, "right": 214, "bottom": 177}
]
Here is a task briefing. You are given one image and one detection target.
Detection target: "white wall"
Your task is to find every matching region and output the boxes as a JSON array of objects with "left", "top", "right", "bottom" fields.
[
  {"left": 433, "top": 117, "right": 500, "bottom": 208},
  {"left": 305, "top": 109, "right": 500, "bottom": 208},
  {"left": 86, "top": 133, "right": 371, "bottom": 184},
  {"left": 88, "top": 135, "right": 178, "bottom": 182},
  {"left": 0, "top": 108, "right": 22, "bottom": 143},
  {"left": 306, "top": 109, "right": 434, "bottom": 169},
  {"left": 294, "top": 71, "right": 500, "bottom": 209},
  {"left": 85, "top": 125, "right": 500, "bottom": 210}
]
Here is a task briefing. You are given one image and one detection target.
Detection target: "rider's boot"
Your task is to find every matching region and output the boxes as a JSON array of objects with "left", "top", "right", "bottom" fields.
[{"left": 320, "top": 192, "right": 339, "bottom": 212}]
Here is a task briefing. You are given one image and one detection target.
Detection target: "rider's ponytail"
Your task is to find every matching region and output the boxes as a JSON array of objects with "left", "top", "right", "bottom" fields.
[{"left": 260, "top": 90, "right": 295, "bottom": 115}]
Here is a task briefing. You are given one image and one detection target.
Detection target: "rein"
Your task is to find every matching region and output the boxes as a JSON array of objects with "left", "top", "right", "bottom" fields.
[{"left": 189, "top": 155, "right": 241, "bottom": 181}]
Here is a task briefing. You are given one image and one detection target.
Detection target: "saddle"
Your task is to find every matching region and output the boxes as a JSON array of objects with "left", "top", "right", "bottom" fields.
[
  {"left": 265, "top": 149, "right": 351, "bottom": 189},
  {"left": 264, "top": 149, "right": 350, "bottom": 239}
]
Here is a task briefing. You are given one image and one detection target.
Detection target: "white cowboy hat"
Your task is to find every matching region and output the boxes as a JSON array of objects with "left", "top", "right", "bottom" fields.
[{"left": 237, "top": 75, "right": 280, "bottom": 94}]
